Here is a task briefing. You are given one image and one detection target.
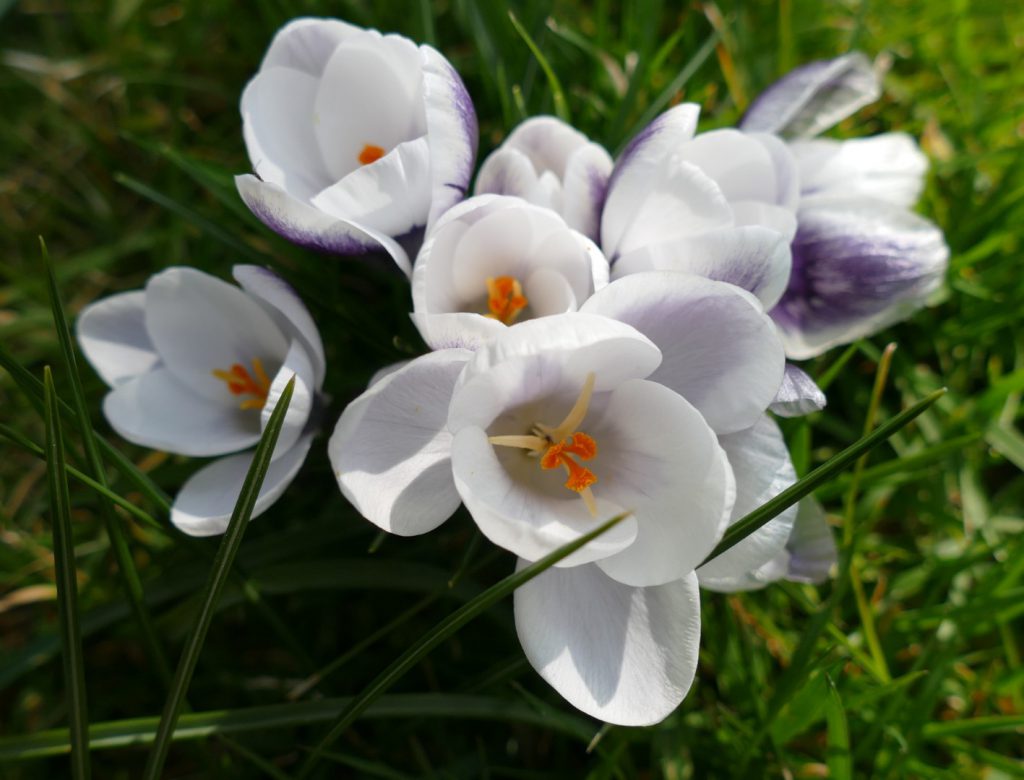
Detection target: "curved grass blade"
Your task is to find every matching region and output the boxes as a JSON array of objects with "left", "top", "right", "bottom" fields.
[
  {"left": 141, "top": 377, "right": 295, "bottom": 780},
  {"left": 701, "top": 388, "right": 947, "bottom": 566},
  {"left": 41, "top": 237, "right": 172, "bottom": 687},
  {"left": 824, "top": 674, "right": 852, "bottom": 780},
  {"left": 44, "top": 367, "right": 91, "bottom": 780},
  {"left": 508, "top": 10, "right": 570, "bottom": 122},
  {"left": 297, "top": 511, "right": 631, "bottom": 778}
]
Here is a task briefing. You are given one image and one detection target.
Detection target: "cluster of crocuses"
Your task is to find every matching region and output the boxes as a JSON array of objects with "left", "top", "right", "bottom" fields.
[{"left": 75, "top": 18, "right": 948, "bottom": 726}]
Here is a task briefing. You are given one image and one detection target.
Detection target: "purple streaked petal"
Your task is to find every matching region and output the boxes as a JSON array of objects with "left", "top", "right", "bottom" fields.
[
  {"left": 770, "top": 363, "right": 827, "bottom": 417},
  {"left": 235, "top": 174, "right": 411, "bottom": 275},
  {"left": 771, "top": 196, "right": 949, "bottom": 359},
  {"left": 421, "top": 44, "right": 478, "bottom": 231},
  {"left": 562, "top": 142, "right": 614, "bottom": 242},
  {"left": 608, "top": 103, "right": 701, "bottom": 195},
  {"left": 740, "top": 52, "right": 880, "bottom": 139}
]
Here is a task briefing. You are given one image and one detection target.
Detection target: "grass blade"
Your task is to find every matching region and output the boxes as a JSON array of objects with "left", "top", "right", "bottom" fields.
[
  {"left": 43, "top": 367, "right": 91, "bottom": 780},
  {"left": 297, "top": 511, "right": 631, "bottom": 778},
  {"left": 141, "top": 377, "right": 295, "bottom": 780},
  {"left": 824, "top": 674, "right": 852, "bottom": 780},
  {"left": 507, "top": 10, "right": 570, "bottom": 122},
  {"left": 41, "top": 239, "right": 173, "bottom": 687},
  {"left": 701, "top": 388, "right": 947, "bottom": 565}
]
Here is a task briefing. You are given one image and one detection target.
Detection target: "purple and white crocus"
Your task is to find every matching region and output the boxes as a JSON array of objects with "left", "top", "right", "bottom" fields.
[
  {"left": 330, "top": 274, "right": 795, "bottom": 724},
  {"left": 236, "top": 17, "right": 478, "bottom": 275},
  {"left": 77, "top": 266, "right": 325, "bottom": 536}
]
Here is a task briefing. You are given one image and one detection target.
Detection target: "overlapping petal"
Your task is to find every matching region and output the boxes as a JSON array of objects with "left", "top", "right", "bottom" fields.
[{"left": 76, "top": 291, "right": 160, "bottom": 388}]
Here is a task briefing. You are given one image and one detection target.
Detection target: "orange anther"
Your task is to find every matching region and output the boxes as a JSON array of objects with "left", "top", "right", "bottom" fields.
[
  {"left": 358, "top": 143, "right": 386, "bottom": 165},
  {"left": 212, "top": 358, "right": 271, "bottom": 411},
  {"left": 485, "top": 276, "right": 529, "bottom": 325},
  {"left": 541, "top": 432, "right": 598, "bottom": 493}
]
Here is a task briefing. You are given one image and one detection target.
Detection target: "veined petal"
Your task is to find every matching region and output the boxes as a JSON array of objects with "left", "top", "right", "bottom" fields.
[
  {"left": 515, "top": 564, "right": 701, "bottom": 726},
  {"left": 144, "top": 267, "right": 289, "bottom": 403},
  {"left": 171, "top": 433, "right": 314, "bottom": 537},
  {"left": 421, "top": 44, "right": 478, "bottom": 229},
  {"left": 328, "top": 349, "right": 471, "bottom": 536},
  {"left": 410, "top": 311, "right": 506, "bottom": 351},
  {"left": 232, "top": 265, "right": 326, "bottom": 387},
  {"left": 770, "top": 363, "right": 827, "bottom": 417},
  {"left": 103, "top": 368, "right": 261, "bottom": 457},
  {"left": 261, "top": 339, "right": 315, "bottom": 460},
  {"left": 236, "top": 175, "right": 412, "bottom": 275},
  {"left": 608, "top": 103, "right": 701, "bottom": 195},
  {"left": 583, "top": 273, "right": 785, "bottom": 434},
  {"left": 76, "top": 291, "right": 159, "bottom": 388},
  {"left": 561, "top": 142, "right": 613, "bottom": 242},
  {"left": 772, "top": 196, "right": 949, "bottom": 359},
  {"left": 697, "top": 416, "right": 797, "bottom": 591},
  {"left": 740, "top": 52, "right": 880, "bottom": 139},
  {"left": 259, "top": 17, "right": 360, "bottom": 75},
  {"left": 593, "top": 380, "right": 735, "bottom": 586}
]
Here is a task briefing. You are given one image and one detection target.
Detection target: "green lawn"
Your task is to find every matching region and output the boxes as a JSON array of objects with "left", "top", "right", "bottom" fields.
[{"left": 1, "top": 0, "right": 1022, "bottom": 777}]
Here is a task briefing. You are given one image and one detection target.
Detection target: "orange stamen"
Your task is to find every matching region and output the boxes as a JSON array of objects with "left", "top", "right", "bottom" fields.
[
  {"left": 358, "top": 143, "right": 386, "bottom": 165},
  {"left": 541, "top": 432, "right": 598, "bottom": 493},
  {"left": 212, "top": 358, "right": 271, "bottom": 411},
  {"left": 485, "top": 276, "right": 529, "bottom": 325}
]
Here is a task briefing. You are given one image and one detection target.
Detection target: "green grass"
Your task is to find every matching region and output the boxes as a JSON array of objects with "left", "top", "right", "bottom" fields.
[{"left": 1, "top": 0, "right": 1022, "bottom": 777}]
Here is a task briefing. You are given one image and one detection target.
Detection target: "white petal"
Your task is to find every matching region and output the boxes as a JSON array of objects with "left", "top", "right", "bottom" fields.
[
  {"left": 503, "top": 116, "right": 590, "bottom": 177},
  {"left": 612, "top": 225, "right": 792, "bottom": 310},
  {"left": 770, "top": 363, "right": 826, "bottom": 417},
  {"left": 328, "top": 349, "right": 471, "bottom": 536},
  {"left": 609, "top": 103, "right": 701, "bottom": 189},
  {"left": 474, "top": 147, "right": 540, "bottom": 199},
  {"left": 581, "top": 274, "right": 785, "bottom": 434},
  {"left": 592, "top": 380, "right": 735, "bottom": 586},
  {"left": 232, "top": 265, "right": 326, "bottom": 387},
  {"left": 144, "top": 267, "right": 289, "bottom": 403},
  {"left": 171, "top": 433, "right": 314, "bottom": 537},
  {"left": 515, "top": 564, "right": 700, "bottom": 726},
  {"left": 451, "top": 426, "right": 638, "bottom": 566},
  {"left": 561, "top": 142, "right": 614, "bottom": 242},
  {"left": 103, "top": 368, "right": 261, "bottom": 457},
  {"left": 749, "top": 132, "right": 801, "bottom": 211},
  {"left": 791, "top": 133, "right": 928, "bottom": 208},
  {"left": 697, "top": 416, "right": 797, "bottom": 590},
  {"left": 673, "top": 129, "right": 781, "bottom": 206},
  {"left": 261, "top": 339, "right": 315, "bottom": 459},
  {"left": 523, "top": 267, "right": 577, "bottom": 316},
  {"left": 236, "top": 175, "right": 411, "bottom": 275},
  {"left": 241, "top": 66, "right": 330, "bottom": 201},
  {"left": 421, "top": 44, "right": 479, "bottom": 229},
  {"left": 785, "top": 497, "right": 837, "bottom": 583},
  {"left": 448, "top": 313, "right": 661, "bottom": 434},
  {"left": 410, "top": 311, "right": 505, "bottom": 352},
  {"left": 260, "top": 17, "right": 360, "bottom": 75},
  {"left": 311, "top": 137, "right": 431, "bottom": 238},
  {"left": 76, "top": 291, "right": 159, "bottom": 388},
  {"left": 731, "top": 200, "right": 798, "bottom": 242},
  {"left": 740, "top": 52, "right": 880, "bottom": 138}
]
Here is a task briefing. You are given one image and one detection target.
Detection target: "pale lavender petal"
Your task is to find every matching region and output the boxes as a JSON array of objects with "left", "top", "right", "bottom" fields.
[
  {"left": 260, "top": 17, "right": 360, "bottom": 75},
  {"left": 740, "top": 52, "right": 880, "bottom": 139},
  {"left": 562, "top": 142, "right": 613, "bottom": 242},
  {"left": 76, "top": 291, "right": 159, "bottom": 388},
  {"left": 770, "top": 363, "right": 827, "bottom": 417},
  {"left": 785, "top": 497, "right": 836, "bottom": 583}
]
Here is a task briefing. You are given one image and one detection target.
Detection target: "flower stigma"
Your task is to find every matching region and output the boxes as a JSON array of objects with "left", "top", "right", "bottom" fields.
[
  {"left": 358, "top": 143, "right": 386, "bottom": 165},
  {"left": 488, "top": 372, "right": 599, "bottom": 516},
  {"left": 212, "top": 358, "right": 271, "bottom": 410},
  {"left": 485, "top": 276, "right": 529, "bottom": 325}
]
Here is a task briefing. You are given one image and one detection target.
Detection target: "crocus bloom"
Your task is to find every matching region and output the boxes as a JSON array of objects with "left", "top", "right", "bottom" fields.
[
  {"left": 331, "top": 275, "right": 789, "bottom": 724},
  {"left": 741, "top": 52, "right": 949, "bottom": 358},
  {"left": 410, "top": 195, "right": 609, "bottom": 350},
  {"left": 77, "top": 266, "right": 325, "bottom": 536},
  {"left": 474, "top": 116, "right": 614, "bottom": 242},
  {"left": 236, "top": 17, "right": 478, "bottom": 275}
]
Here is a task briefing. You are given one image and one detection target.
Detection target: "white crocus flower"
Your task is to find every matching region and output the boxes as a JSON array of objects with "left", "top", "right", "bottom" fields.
[
  {"left": 236, "top": 17, "right": 478, "bottom": 276},
  {"left": 410, "top": 195, "right": 609, "bottom": 351},
  {"left": 474, "top": 116, "right": 614, "bottom": 242},
  {"left": 76, "top": 266, "right": 325, "bottom": 536},
  {"left": 331, "top": 275, "right": 790, "bottom": 724}
]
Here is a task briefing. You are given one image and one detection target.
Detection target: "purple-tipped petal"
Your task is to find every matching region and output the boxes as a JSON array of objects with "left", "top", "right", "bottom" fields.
[
  {"left": 609, "top": 103, "right": 701, "bottom": 194},
  {"left": 740, "top": 52, "right": 880, "bottom": 139},
  {"left": 562, "top": 142, "right": 613, "bottom": 242},
  {"left": 770, "top": 363, "right": 827, "bottom": 417},
  {"left": 236, "top": 174, "right": 412, "bottom": 275},
  {"left": 771, "top": 196, "right": 949, "bottom": 359},
  {"left": 421, "top": 44, "right": 478, "bottom": 230}
]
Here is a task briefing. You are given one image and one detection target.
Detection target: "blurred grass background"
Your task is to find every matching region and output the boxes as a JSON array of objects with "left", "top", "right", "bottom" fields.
[{"left": 1, "top": 0, "right": 1022, "bottom": 777}]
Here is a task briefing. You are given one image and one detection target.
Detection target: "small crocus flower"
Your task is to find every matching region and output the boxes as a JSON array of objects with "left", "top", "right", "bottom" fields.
[
  {"left": 474, "top": 116, "right": 614, "bottom": 242},
  {"left": 76, "top": 266, "right": 325, "bottom": 536},
  {"left": 236, "top": 17, "right": 478, "bottom": 275},
  {"left": 741, "top": 52, "right": 949, "bottom": 359},
  {"left": 410, "top": 195, "right": 609, "bottom": 350}
]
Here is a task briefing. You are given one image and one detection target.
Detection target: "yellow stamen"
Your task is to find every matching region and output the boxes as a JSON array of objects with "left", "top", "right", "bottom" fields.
[
  {"left": 212, "top": 358, "right": 271, "bottom": 411},
  {"left": 358, "top": 143, "right": 386, "bottom": 165},
  {"left": 484, "top": 276, "right": 529, "bottom": 325}
]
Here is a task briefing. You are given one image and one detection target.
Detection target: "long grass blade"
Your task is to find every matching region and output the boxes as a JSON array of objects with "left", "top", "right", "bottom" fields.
[
  {"left": 507, "top": 10, "right": 571, "bottom": 122},
  {"left": 701, "top": 388, "right": 947, "bottom": 565},
  {"left": 141, "top": 377, "right": 295, "bottom": 780},
  {"left": 44, "top": 367, "right": 91, "bottom": 780},
  {"left": 41, "top": 238, "right": 173, "bottom": 687},
  {"left": 297, "top": 511, "right": 631, "bottom": 778}
]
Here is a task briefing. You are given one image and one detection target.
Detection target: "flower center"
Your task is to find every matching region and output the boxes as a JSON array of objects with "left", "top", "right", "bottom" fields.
[
  {"left": 212, "top": 358, "right": 271, "bottom": 411},
  {"left": 358, "top": 143, "right": 386, "bottom": 166},
  {"left": 488, "top": 372, "right": 599, "bottom": 516},
  {"left": 485, "top": 276, "right": 529, "bottom": 325}
]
